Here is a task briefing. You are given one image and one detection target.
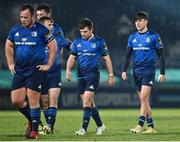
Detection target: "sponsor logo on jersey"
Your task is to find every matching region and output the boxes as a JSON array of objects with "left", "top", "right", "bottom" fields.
[
  {"left": 133, "top": 47, "right": 150, "bottom": 50},
  {"left": 58, "top": 82, "right": 62, "bottom": 87},
  {"left": 15, "top": 32, "right": 19, "bottom": 36},
  {"left": 83, "top": 49, "right": 88, "bottom": 52},
  {"left": 77, "top": 43, "right": 81, "bottom": 48},
  {"left": 132, "top": 38, "right": 137, "bottom": 42},
  {"left": 21, "top": 38, "right": 27, "bottom": 42}
]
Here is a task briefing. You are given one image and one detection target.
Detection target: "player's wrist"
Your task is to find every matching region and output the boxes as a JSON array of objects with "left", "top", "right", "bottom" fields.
[{"left": 108, "top": 73, "right": 114, "bottom": 77}]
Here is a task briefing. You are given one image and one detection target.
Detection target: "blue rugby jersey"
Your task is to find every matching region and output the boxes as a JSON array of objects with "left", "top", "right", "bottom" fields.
[
  {"left": 8, "top": 21, "right": 54, "bottom": 76},
  {"left": 53, "top": 23, "right": 64, "bottom": 36},
  {"left": 44, "top": 24, "right": 71, "bottom": 74},
  {"left": 70, "top": 35, "right": 109, "bottom": 79},
  {"left": 128, "top": 30, "right": 163, "bottom": 69}
]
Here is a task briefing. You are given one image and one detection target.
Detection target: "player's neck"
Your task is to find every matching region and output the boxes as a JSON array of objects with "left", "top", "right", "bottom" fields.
[{"left": 138, "top": 27, "right": 148, "bottom": 34}]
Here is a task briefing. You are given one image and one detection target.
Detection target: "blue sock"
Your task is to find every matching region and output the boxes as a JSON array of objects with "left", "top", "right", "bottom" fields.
[
  {"left": 30, "top": 108, "right": 41, "bottom": 132},
  {"left": 47, "top": 107, "right": 57, "bottom": 128},
  {"left": 43, "top": 109, "right": 49, "bottom": 124},
  {"left": 147, "top": 117, "right": 154, "bottom": 128},
  {"left": 92, "top": 107, "right": 103, "bottom": 127},
  {"left": 138, "top": 116, "right": 146, "bottom": 127},
  {"left": 19, "top": 104, "right": 31, "bottom": 122},
  {"left": 82, "top": 107, "right": 92, "bottom": 131}
]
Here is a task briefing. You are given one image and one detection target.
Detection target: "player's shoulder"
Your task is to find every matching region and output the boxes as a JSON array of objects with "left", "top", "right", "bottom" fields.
[
  {"left": 35, "top": 21, "right": 49, "bottom": 33},
  {"left": 129, "top": 31, "right": 137, "bottom": 36},
  {"left": 53, "top": 23, "right": 63, "bottom": 35},
  {"left": 93, "top": 35, "right": 106, "bottom": 44},
  {"left": 147, "top": 29, "right": 159, "bottom": 36},
  {"left": 9, "top": 23, "right": 22, "bottom": 32},
  {"left": 147, "top": 30, "right": 161, "bottom": 39}
]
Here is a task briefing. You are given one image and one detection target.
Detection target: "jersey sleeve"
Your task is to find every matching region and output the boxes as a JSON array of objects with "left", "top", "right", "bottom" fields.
[
  {"left": 127, "top": 34, "right": 133, "bottom": 48},
  {"left": 44, "top": 28, "right": 55, "bottom": 44},
  {"left": 99, "top": 39, "right": 109, "bottom": 56},
  {"left": 7, "top": 27, "right": 16, "bottom": 43},
  {"left": 70, "top": 40, "right": 78, "bottom": 56},
  {"left": 154, "top": 33, "right": 164, "bottom": 49}
]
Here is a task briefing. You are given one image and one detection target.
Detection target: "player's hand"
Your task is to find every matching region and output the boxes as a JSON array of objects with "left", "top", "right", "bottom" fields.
[
  {"left": 66, "top": 70, "right": 71, "bottom": 81},
  {"left": 36, "top": 64, "right": 51, "bottom": 71},
  {"left": 8, "top": 64, "right": 16, "bottom": 75},
  {"left": 158, "top": 74, "right": 166, "bottom": 83},
  {"left": 121, "top": 72, "right": 127, "bottom": 80},
  {"left": 107, "top": 75, "right": 115, "bottom": 86}
]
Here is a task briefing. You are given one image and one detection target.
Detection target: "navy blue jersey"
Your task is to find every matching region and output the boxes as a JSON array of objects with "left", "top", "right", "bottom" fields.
[
  {"left": 53, "top": 23, "right": 64, "bottom": 36},
  {"left": 8, "top": 22, "right": 54, "bottom": 76},
  {"left": 70, "top": 35, "right": 109, "bottom": 78},
  {"left": 44, "top": 25, "right": 71, "bottom": 74},
  {"left": 128, "top": 30, "right": 163, "bottom": 71}
]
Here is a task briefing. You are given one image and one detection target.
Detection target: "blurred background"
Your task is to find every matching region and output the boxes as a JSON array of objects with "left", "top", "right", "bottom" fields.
[{"left": 1, "top": 0, "right": 180, "bottom": 109}]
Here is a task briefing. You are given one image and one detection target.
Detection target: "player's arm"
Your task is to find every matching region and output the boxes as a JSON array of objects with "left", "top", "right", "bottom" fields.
[
  {"left": 37, "top": 39, "right": 57, "bottom": 71},
  {"left": 121, "top": 48, "right": 133, "bottom": 80},
  {"left": 103, "top": 54, "right": 115, "bottom": 86},
  {"left": 66, "top": 54, "right": 76, "bottom": 81},
  {"left": 5, "top": 39, "right": 15, "bottom": 74},
  {"left": 47, "top": 39, "right": 57, "bottom": 67},
  {"left": 156, "top": 47, "right": 166, "bottom": 83}
]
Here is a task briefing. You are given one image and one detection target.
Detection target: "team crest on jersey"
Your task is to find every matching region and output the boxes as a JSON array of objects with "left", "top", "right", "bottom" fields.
[
  {"left": 15, "top": 32, "right": 19, "bottom": 36},
  {"left": 91, "top": 43, "right": 96, "bottom": 48},
  {"left": 31, "top": 31, "right": 37, "bottom": 37},
  {"left": 77, "top": 43, "right": 81, "bottom": 48},
  {"left": 145, "top": 37, "right": 150, "bottom": 43},
  {"left": 132, "top": 38, "right": 137, "bottom": 42}
]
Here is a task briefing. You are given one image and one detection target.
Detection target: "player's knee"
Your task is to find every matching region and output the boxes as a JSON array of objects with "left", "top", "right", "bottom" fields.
[
  {"left": 140, "top": 95, "right": 148, "bottom": 102},
  {"left": 41, "top": 100, "right": 49, "bottom": 109},
  {"left": 11, "top": 99, "right": 25, "bottom": 108},
  {"left": 83, "top": 99, "right": 92, "bottom": 107}
]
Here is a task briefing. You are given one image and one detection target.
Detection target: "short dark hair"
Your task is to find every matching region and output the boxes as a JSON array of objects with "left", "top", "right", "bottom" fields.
[
  {"left": 135, "top": 11, "right": 148, "bottom": 21},
  {"left": 20, "top": 4, "right": 34, "bottom": 16},
  {"left": 79, "top": 18, "right": 93, "bottom": 30},
  {"left": 38, "top": 16, "right": 53, "bottom": 24},
  {"left": 36, "top": 3, "right": 51, "bottom": 14}
]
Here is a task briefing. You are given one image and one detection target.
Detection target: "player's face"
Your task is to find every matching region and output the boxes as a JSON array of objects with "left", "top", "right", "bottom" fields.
[
  {"left": 43, "top": 20, "right": 53, "bottom": 32},
  {"left": 135, "top": 19, "right": 148, "bottom": 33},
  {"left": 80, "top": 27, "right": 93, "bottom": 39},
  {"left": 36, "top": 9, "right": 50, "bottom": 20},
  {"left": 20, "top": 9, "right": 34, "bottom": 28}
]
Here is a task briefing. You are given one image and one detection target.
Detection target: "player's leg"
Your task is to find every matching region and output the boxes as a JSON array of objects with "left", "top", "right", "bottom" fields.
[
  {"left": 27, "top": 88, "right": 41, "bottom": 139},
  {"left": 82, "top": 91, "right": 94, "bottom": 131},
  {"left": 40, "top": 94, "right": 49, "bottom": 124},
  {"left": 75, "top": 79, "right": 90, "bottom": 135},
  {"left": 11, "top": 74, "right": 32, "bottom": 137},
  {"left": 41, "top": 73, "right": 61, "bottom": 134},
  {"left": 141, "top": 74, "right": 156, "bottom": 134},
  {"left": 40, "top": 73, "right": 49, "bottom": 126},
  {"left": 45, "top": 87, "right": 60, "bottom": 134},
  {"left": 91, "top": 101, "right": 106, "bottom": 135},
  {"left": 26, "top": 70, "right": 44, "bottom": 139},
  {"left": 130, "top": 72, "right": 144, "bottom": 133}
]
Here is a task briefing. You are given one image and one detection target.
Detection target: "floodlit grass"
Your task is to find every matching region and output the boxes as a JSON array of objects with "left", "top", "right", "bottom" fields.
[{"left": 0, "top": 109, "right": 180, "bottom": 141}]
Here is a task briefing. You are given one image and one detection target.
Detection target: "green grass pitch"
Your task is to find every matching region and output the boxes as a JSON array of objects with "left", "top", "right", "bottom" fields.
[{"left": 0, "top": 109, "right": 180, "bottom": 141}]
